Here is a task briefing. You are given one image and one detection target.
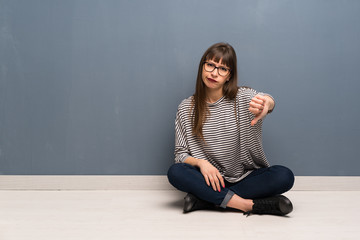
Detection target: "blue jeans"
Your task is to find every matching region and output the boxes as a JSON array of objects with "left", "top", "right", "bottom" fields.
[{"left": 167, "top": 163, "right": 294, "bottom": 208}]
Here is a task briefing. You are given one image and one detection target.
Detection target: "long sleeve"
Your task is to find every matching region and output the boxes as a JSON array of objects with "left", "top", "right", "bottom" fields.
[{"left": 174, "top": 105, "right": 191, "bottom": 163}]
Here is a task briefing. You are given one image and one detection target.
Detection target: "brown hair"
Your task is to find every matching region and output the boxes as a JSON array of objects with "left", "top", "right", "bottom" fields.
[{"left": 191, "top": 42, "right": 238, "bottom": 139}]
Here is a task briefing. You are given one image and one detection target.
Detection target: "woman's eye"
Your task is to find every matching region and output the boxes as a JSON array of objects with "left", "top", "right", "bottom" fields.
[
  {"left": 207, "top": 63, "right": 214, "bottom": 67},
  {"left": 220, "top": 67, "right": 228, "bottom": 72}
]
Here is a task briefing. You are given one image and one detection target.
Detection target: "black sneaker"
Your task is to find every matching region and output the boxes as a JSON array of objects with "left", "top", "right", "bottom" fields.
[
  {"left": 245, "top": 195, "right": 293, "bottom": 216},
  {"left": 183, "top": 193, "right": 215, "bottom": 213}
]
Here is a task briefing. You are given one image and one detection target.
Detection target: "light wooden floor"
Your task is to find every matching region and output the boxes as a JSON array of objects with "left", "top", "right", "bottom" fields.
[{"left": 0, "top": 190, "right": 359, "bottom": 240}]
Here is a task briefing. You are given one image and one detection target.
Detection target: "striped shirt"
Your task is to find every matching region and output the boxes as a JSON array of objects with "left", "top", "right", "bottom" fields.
[{"left": 174, "top": 87, "right": 272, "bottom": 183}]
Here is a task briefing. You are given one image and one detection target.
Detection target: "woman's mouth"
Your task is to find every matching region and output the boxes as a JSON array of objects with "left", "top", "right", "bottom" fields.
[{"left": 207, "top": 78, "right": 217, "bottom": 83}]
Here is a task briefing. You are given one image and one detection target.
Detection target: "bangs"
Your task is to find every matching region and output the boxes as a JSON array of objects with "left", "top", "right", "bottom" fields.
[{"left": 205, "top": 48, "right": 233, "bottom": 68}]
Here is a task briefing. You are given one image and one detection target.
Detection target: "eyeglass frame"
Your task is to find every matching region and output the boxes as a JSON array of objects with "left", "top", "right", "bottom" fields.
[{"left": 203, "top": 62, "right": 231, "bottom": 77}]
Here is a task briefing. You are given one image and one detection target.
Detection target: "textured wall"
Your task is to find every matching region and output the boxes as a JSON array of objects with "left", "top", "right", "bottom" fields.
[{"left": 0, "top": 0, "right": 359, "bottom": 175}]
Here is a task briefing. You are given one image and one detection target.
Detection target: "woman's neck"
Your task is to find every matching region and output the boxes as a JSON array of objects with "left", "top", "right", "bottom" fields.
[{"left": 206, "top": 88, "right": 223, "bottom": 103}]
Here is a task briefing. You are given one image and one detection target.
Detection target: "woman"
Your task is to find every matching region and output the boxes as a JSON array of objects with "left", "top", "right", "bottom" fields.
[{"left": 167, "top": 42, "right": 295, "bottom": 216}]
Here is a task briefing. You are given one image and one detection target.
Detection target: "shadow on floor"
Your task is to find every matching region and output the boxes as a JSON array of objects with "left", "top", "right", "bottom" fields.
[{"left": 165, "top": 198, "right": 184, "bottom": 210}]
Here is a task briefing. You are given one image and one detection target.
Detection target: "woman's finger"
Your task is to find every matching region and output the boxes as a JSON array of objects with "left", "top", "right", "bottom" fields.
[
  {"left": 208, "top": 176, "right": 217, "bottom": 191},
  {"left": 251, "top": 97, "right": 264, "bottom": 105},
  {"left": 204, "top": 175, "right": 210, "bottom": 186},
  {"left": 255, "top": 95, "right": 266, "bottom": 101},
  {"left": 217, "top": 173, "right": 225, "bottom": 189},
  {"left": 213, "top": 175, "right": 221, "bottom": 192},
  {"left": 249, "top": 107, "right": 262, "bottom": 115},
  {"left": 249, "top": 102, "right": 264, "bottom": 111}
]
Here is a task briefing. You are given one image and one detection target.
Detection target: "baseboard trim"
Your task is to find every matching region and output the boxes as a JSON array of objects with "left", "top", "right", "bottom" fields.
[{"left": 0, "top": 175, "right": 359, "bottom": 191}]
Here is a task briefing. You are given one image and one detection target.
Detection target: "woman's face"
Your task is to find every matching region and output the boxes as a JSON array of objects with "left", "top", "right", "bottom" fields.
[{"left": 201, "top": 59, "right": 231, "bottom": 92}]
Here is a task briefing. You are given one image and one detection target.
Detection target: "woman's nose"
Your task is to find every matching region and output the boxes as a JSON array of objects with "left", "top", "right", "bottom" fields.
[{"left": 211, "top": 68, "right": 219, "bottom": 77}]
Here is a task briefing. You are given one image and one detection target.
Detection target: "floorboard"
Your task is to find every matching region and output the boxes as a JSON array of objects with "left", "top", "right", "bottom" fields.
[{"left": 0, "top": 190, "right": 359, "bottom": 240}]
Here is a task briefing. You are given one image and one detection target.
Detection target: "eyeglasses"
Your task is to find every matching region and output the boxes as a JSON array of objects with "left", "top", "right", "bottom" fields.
[{"left": 203, "top": 62, "right": 231, "bottom": 77}]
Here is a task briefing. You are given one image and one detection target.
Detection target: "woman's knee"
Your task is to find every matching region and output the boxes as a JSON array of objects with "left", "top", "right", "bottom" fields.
[
  {"left": 167, "top": 163, "right": 182, "bottom": 180},
  {"left": 167, "top": 163, "right": 192, "bottom": 184},
  {"left": 272, "top": 165, "right": 295, "bottom": 191},
  {"left": 167, "top": 163, "right": 199, "bottom": 192}
]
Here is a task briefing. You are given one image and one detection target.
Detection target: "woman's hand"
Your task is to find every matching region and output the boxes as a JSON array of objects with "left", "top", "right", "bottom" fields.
[
  {"left": 197, "top": 159, "right": 225, "bottom": 192},
  {"left": 249, "top": 94, "right": 274, "bottom": 126}
]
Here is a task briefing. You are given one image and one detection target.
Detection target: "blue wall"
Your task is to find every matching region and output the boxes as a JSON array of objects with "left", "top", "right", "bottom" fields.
[{"left": 0, "top": 0, "right": 359, "bottom": 175}]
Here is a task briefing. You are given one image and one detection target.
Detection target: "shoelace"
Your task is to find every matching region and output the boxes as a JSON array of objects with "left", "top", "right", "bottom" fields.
[{"left": 243, "top": 198, "right": 280, "bottom": 217}]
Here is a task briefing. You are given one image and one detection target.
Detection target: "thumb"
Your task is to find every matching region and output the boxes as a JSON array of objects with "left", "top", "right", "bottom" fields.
[{"left": 251, "top": 116, "right": 260, "bottom": 126}]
